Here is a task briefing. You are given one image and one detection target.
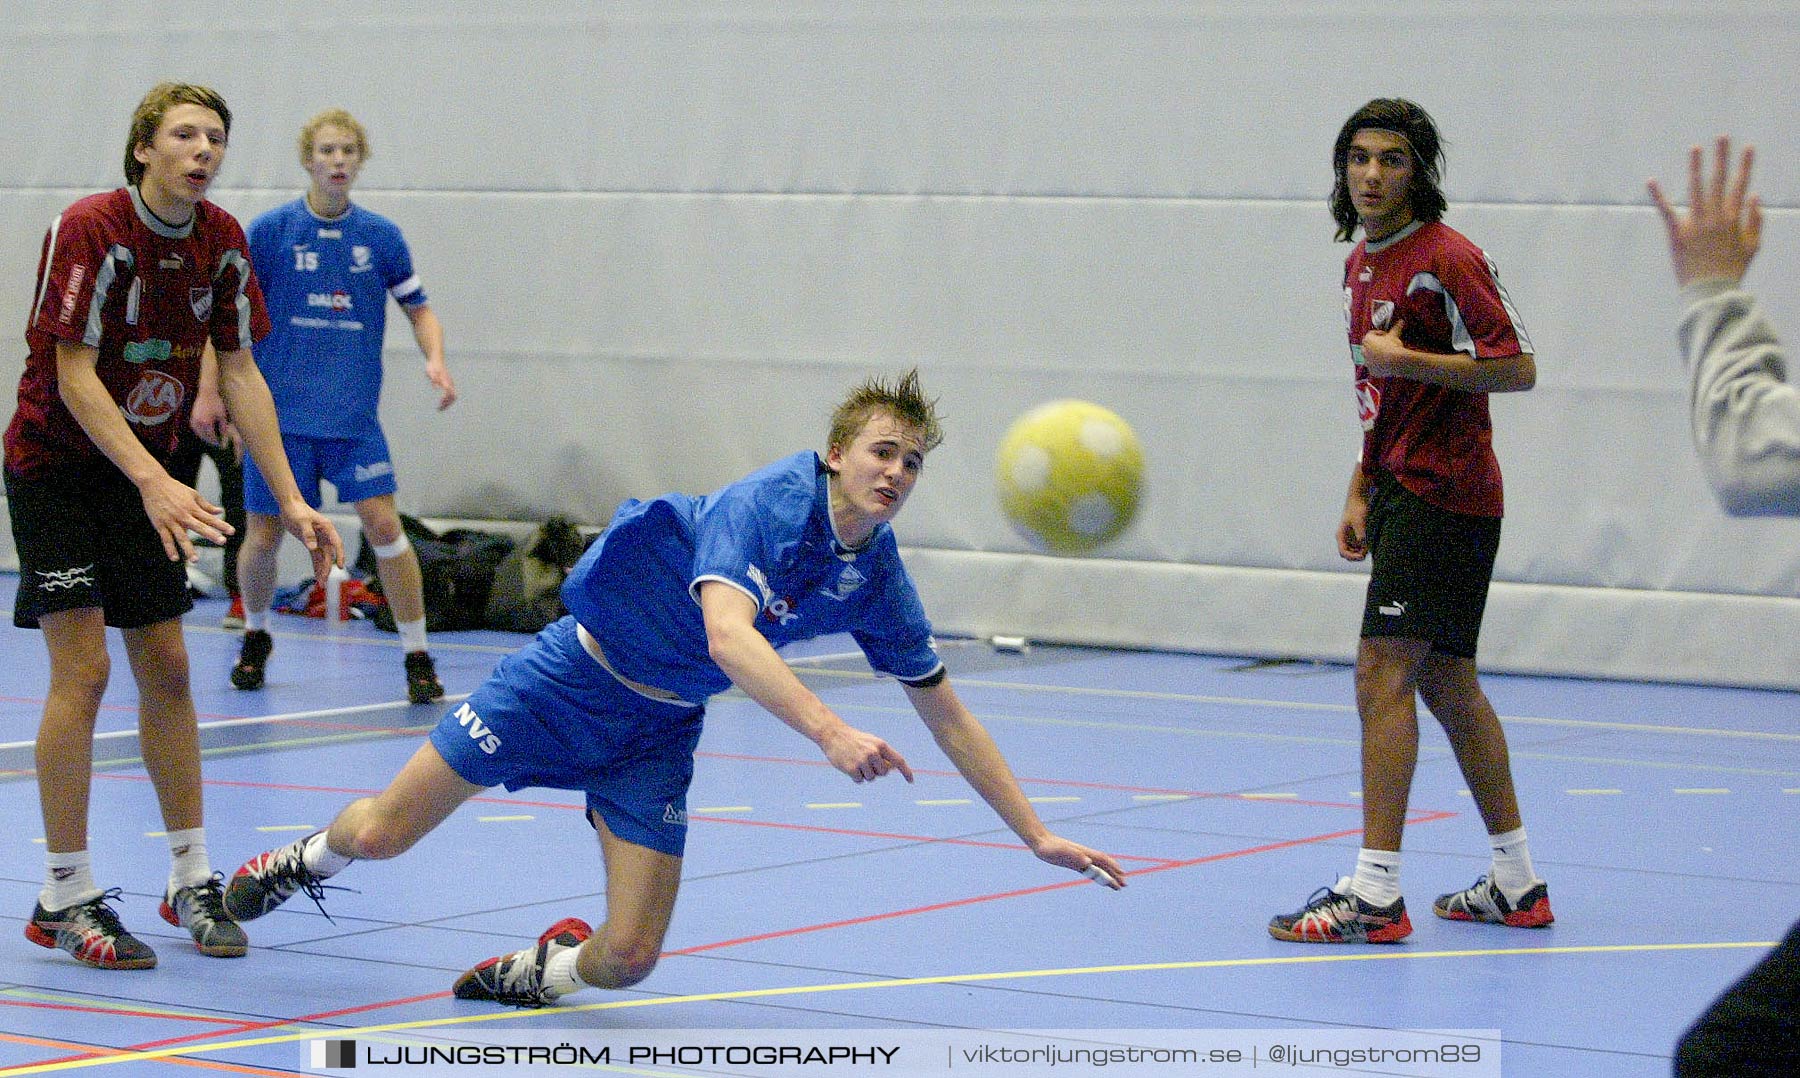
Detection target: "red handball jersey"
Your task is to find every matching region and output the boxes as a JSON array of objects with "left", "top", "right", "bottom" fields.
[
  {"left": 4, "top": 187, "right": 270, "bottom": 478},
  {"left": 1343, "top": 220, "right": 1531, "bottom": 518}
]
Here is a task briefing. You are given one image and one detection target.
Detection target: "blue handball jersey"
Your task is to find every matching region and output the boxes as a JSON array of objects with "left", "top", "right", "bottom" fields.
[
  {"left": 247, "top": 198, "right": 426, "bottom": 438},
  {"left": 562, "top": 451, "right": 944, "bottom": 703}
]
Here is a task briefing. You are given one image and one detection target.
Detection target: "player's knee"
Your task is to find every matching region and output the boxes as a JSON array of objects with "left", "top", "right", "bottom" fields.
[
  {"left": 48, "top": 652, "right": 110, "bottom": 704},
  {"left": 243, "top": 515, "right": 285, "bottom": 554},
  {"left": 337, "top": 801, "right": 419, "bottom": 860}
]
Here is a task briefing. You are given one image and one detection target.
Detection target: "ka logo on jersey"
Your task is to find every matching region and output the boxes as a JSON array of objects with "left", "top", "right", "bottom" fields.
[
  {"left": 351, "top": 246, "right": 373, "bottom": 272},
  {"left": 1370, "top": 300, "right": 1395, "bottom": 330},
  {"left": 123, "top": 370, "right": 182, "bottom": 427},
  {"left": 189, "top": 288, "right": 212, "bottom": 321}
]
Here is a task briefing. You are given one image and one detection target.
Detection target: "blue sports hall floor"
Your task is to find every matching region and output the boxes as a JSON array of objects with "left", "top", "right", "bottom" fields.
[{"left": 0, "top": 572, "right": 1795, "bottom": 1077}]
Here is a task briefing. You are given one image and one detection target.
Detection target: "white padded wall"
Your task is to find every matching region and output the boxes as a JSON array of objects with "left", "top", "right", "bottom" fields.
[{"left": 1, "top": 3, "right": 1796, "bottom": 686}]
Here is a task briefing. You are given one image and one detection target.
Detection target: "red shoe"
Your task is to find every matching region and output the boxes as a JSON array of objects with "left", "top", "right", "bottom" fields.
[{"left": 221, "top": 594, "right": 246, "bottom": 631}]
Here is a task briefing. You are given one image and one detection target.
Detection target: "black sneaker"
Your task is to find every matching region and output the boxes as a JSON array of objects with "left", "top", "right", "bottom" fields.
[
  {"left": 159, "top": 874, "right": 248, "bottom": 957},
  {"left": 1268, "top": 878, "right": 1412, "bottom": 944},
  {"left": 405, "top": 651, "right": 444, "bottom": 704},
  {"left": 26, "top": 888, "right": 158, "bottom": 969},
  {"left": 223, "top": 833, "right": 333, "bottom": 922},
  {"left": 1433, "top": 875, "right": 1555, "bottom": 928},
  {"left": 231, "top": 629, "right": 273, "bottom": 690},
  {"left": 453, "top": 917, "right": 592, "bottom": 1007}
]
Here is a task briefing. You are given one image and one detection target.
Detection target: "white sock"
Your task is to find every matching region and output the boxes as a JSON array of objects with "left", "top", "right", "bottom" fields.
[
  {"left": 167, "top": 827, "right": 213, "bottom": 891},
  {"left": 1351, "top": 848, "right": 1403, "bottom": 907},
  {"left": 396, "top": 617, "right": 428, "bottom": 654},
  {"left": 300, "top": 831, "right": 355, "bottom": 877},
  {"left": 42, "top": 850, "right": 102, "bottom": 911},
  {"left": 1488, "top": 827, "right": 1538, "bottom": 900},
  {"left": 543, "top": 945, "right": 585, "bottom": 998},
  {"left": 245, "top": 609, "right": 270, "bottom": 632}
]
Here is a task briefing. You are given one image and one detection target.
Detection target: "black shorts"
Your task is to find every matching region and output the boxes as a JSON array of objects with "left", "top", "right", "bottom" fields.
[
  {"left": 5, "top": 466, "right": 192, "bottom": 630},
  {"left": 1360, "top": 470, "right": 1501, "bottom": 658}
]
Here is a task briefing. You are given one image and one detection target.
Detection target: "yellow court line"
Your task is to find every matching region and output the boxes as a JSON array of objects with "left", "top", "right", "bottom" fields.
[
  {"left": 915, "top": 799, "right": 973, "bottom": 806},
  {"left": 1674, "top": 788, "right": 1732, "bottom": 795},
  {"left": 1241, "top": 793, "right": 1298, "bottom": 800},
  {"left": 1131, "top": 794, "right": 1190, "bottom": 802},
  {"left": 6, "top": 939, "right": 1777, "bottom": 1075},
  {"left": 804, "top": 802, "right": 861, "bottom": 810}
]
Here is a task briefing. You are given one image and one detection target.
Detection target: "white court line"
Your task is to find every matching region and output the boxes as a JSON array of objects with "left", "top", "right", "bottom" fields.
[
  {"left": 788, "top": 665, "right": 1800, "bottom": 742},
  {"left": 0, "top": 694, "right": 470, "bottom": 752}
]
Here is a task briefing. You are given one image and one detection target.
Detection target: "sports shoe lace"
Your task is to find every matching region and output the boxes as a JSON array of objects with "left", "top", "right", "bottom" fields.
[
  {"left": 74, "top": 888, "right": 130, "bottom": 935},
  {"left": 489, "top": 947, "right": 548, "bottom": 1001},
  {"left": 269, "top": 843, "right": 351, "bottom": 922},
  {"left": 180, "top": 874, "right": 232, "bottom": 921},
  {"left": 1299, "top": 886, "right": 1354, "bottom": 926}
]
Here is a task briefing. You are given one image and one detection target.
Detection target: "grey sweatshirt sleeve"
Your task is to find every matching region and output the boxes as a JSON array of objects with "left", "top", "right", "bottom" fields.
[{"left": 1677, "top": 278, "right": 1800, "bottom": 516}]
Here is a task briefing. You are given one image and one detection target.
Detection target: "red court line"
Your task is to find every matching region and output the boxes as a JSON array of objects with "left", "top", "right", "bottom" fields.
[
  {"left": 0, "top": 1032, "right": 296, "bottom": 1077},
  {"left": 4, "top": 804, "right": 1456, "bottom": 1070},
  {"left": 124, "top": 991, "right": 453, "bottom": 1053},
  {"left": 663, "top": 817, "right": 1439, "bottom": 957},
  {"left": 0, "top": 991, "right": 455, "bottom": 1074}
]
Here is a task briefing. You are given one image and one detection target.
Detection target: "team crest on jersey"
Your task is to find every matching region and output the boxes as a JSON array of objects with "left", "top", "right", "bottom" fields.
[
  {"left": 820, "top": 564, "right": 866, "bottom": 602},
  {"left": 189, "top": 287, "right": 212, "bottom": 321},
  {"left": 1356, "top": 377, "right": 1381, "bottom": 431},
  {"left": 1370, "top": 299, "right": 1395, "bottom": 330},
  {"left": 123, "top": 370, "right": 183, "bottom": 426},
  {"left": 351, "top": 246, "right": 373, "bottom": 272}
]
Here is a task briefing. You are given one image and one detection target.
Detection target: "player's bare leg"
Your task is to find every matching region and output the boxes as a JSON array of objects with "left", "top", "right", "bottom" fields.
[
  {"left": 122, "top": 619, "right": 203, "bottom": 833},
  {"left": 1418, "top": 652, "right": 1552, "bottom": 926},
  {"left": 1417, "top": 652, "right": 1521, "bottom": 834},
  {"left": 35, "top": 609, "right": 109, "bottom": 853},
  {"left": 452, "top": 812, "right": 683, "bottom": 1006},
  {"left": 357, "top": 494, "right": 442, "bottom": 703},
  {"left": 1355, "top": 635, "right": 1432, "bottom": 852},
  {"left": 231, "top": 513, "right": 285, "bottom": 690}
]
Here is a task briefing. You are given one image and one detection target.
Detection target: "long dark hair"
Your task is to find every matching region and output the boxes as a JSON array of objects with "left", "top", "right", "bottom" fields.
[{"left": 1329, "top": 98, "right": 1446, "bottom": 242}]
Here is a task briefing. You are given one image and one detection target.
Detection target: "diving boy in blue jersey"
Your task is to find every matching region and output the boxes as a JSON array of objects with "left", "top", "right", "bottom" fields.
[{"left": 223, "top": 370, "right": 1126, "bottom": 1006}]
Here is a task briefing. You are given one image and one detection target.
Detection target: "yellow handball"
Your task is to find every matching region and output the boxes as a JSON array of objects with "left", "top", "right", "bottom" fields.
[{"left": 995, "top": 399, "right": 1144, "bottom": 555}]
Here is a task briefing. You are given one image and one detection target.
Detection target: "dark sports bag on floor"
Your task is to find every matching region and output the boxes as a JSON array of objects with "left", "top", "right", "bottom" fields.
[{"left": 360, "top": 515, "right": 515, "bottom": 633}]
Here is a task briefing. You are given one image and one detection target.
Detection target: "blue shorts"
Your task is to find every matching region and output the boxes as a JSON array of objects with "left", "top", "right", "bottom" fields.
[
  {"left": 243, "top": 428, "right": 398, "bottom": 514},
  {"left": 428, "top": 617, "right": 705, "bottom": 857}
]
